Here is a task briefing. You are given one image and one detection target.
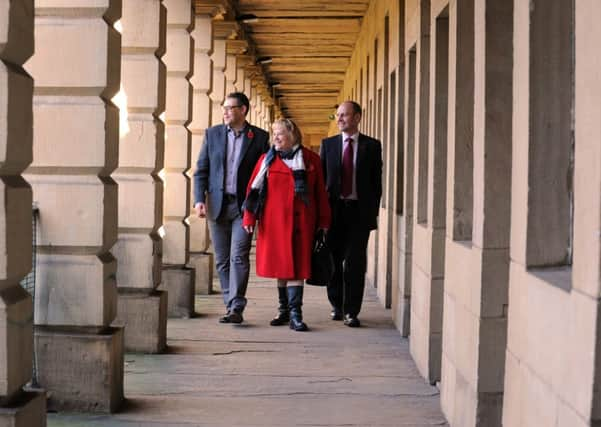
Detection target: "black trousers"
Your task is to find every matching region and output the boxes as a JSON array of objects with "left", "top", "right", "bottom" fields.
[{"left": 326, "top": 199, "right": 371, "bottom": 317}]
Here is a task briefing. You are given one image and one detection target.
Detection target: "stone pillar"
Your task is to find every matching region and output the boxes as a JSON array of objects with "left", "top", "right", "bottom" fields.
[
  {"left": 235, "top": 64, "right": 246, "bottom": 92},
  {"left": 391, "top": 3, "right": 410, "bottom": 338},
  {"left": 188, "top": 15, "right": 214, "bottom": 295},
  {"left": 503, "top": 1, "right": 599, "bottom": 426},
  {"left": 158, "top": 0, "right": 195, "bottom": 318},
  {"left": 248, "top": 82, "right": 257, "bottom": 125},
  {"left": 25, "top": 0, "right": 124, "bottom": 412},
  {"left": 112, "top": 0, "right": 167, "bottom": 354},
  {"left": 409, "top": 0, "right": 443, "bottom": 386},
  {"left": 210, "top": 39, "right": 226, "bottom": 126},
  {"left": 0, "top": 1, "right": 47, "bottom": 425},
  {"left": 225, "top": 54, "right": 237, "bottom": 95},
  {"left": 244, "top": 75, "right": 252, "bottom": 103},
  {"left": 440, "top": 1, "right": 512, "bottom": 425}
]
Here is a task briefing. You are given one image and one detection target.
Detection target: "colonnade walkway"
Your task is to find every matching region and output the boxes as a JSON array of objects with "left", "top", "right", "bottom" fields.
[{"left": 48, "top": 265, "right": 447, "bottom": 426}]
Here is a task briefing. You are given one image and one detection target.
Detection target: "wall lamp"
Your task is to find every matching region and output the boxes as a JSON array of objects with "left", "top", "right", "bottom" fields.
[
  {"left": 236, "top": 14, "right": 259, "bottom": 23},
  {"left": 257, "top": 56, "right": 273, "bottom": 65}
]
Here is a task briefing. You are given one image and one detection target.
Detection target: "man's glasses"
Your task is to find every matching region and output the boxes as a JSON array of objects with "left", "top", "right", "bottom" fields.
[{"left": 222, "top": 105, "right": 241, "bottom": 112}]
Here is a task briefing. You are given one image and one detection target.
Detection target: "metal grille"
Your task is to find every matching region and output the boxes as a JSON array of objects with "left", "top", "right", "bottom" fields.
[
  {"left": 20, "top": 205, "right": 39, "bottom": 387},
  {"left": 19, "top": 207, "right": 38, "bottom": 296}
]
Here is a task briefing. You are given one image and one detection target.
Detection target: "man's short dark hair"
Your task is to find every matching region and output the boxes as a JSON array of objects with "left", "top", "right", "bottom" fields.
[
  {"left": 226, "top": 92, "right": 250, "bottom": 116},
  {"left": 348, "top": 100, "right": 362, "bottom": 115}
]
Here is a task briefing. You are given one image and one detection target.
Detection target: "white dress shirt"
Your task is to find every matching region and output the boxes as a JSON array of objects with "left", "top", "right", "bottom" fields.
[{"left": 341, "top": 132, "right": 359, "bottom": 200}]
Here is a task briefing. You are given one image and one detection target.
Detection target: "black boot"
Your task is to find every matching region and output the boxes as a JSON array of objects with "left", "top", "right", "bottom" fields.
[
  {"left": 287, "top": 286, "right": 308, "bottom": 331},
  {"left": 270, "top": 287, "right": 289, "bottom": 326}
]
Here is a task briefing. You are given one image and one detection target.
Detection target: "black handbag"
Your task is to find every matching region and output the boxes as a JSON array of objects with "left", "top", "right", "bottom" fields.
[{"left": 306, "top": 230, "right": 334, "bottom": 286}]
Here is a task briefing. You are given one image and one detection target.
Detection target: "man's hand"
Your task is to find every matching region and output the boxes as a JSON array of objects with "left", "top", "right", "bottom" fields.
[
  {"left": 243, "top": 224, "right": 254, "bottom": 234},
  {"left": 195, "top": 202, "right": 206, "bottom": 218}
]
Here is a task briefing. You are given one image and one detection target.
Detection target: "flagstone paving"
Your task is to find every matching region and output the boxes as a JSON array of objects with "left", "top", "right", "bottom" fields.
[{"left": 48, "top": 271, "right": 447, "bottom": 427}]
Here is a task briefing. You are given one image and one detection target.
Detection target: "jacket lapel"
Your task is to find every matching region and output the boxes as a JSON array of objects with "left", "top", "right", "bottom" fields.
[
  {"left": 216, "top": 125, "right": 227, "bottom": 171},
  {"left": 333, "top": 134, "right": 343, "bottom": 181},
  {"left": 236, "top": 124, "right": 253, "bottom": 170},
  {"left": 356, "top": 133, "right": 367, "bottom": 185}
]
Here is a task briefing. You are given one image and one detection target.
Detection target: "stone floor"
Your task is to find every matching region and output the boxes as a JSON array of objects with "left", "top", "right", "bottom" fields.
[{"left": 48, "top": 273, "right": 447, "bottom": 427}]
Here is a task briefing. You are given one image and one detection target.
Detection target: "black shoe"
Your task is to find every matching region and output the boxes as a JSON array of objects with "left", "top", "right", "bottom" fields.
[
  {"left": 343, "top": 314, "right": 360, "bottom": 327},
  {"left": 330, "top": 308, "right": 343, "bottom": 321},
  {"left": 219, "top": 311, "right": 243, "bottom": 324},
  {"left": 289, "top": 317, "right": 308, "bottom": 331},
  {"left": 228, "top": 311, "right": 244, "bottom": 324},
  {"left": 270, "top": 311, "right": 290, "bottom": 326}
]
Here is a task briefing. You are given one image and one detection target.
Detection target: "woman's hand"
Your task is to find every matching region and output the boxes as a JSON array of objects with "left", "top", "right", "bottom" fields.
[{"left": 243, "top": 224, "right": 255, "bottom": 234}]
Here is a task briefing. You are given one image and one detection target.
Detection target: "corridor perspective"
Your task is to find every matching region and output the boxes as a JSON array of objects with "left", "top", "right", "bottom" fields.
[
  {"left": 47, "top": 267, "right": 447, "bottom": 426},
  {"left": 1, "top": 0, "right": 600, "bottom": 426}
]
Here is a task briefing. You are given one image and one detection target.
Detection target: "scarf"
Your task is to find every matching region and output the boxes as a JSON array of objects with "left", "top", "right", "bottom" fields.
[{"left": 243, "top": 144, "right": 308, "bottom": 218}]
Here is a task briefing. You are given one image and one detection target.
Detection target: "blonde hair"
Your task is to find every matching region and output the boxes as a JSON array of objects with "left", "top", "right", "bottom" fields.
[{"left": 272, "top": 118, "right": 302, "bottom": 146}]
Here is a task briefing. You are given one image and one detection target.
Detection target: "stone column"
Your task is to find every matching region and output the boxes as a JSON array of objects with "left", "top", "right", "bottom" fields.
[
  {"left": 112, "top": 0, "right": 167, "bottom": 353},
  {"left": 24, "top": 0, "right": 124, "bottom": 412},
  {"left": 409, "top": 0, "right": 443, "bottom": 385},
  {"left": 210, "top": 39, "right": 226, "bottom": 126},
  {"left": 440, "top": 1, "right": 512, "bottom": 425},
  {"left": 235, "top": 63, "right": 246, "bottom": 92},
  {"left": 503, "top": 1, "right": 598, "bottom": 426},
  {"left": 0, "top": 1, "right": 46, "bottom": 425},
  {"left": 188, "top": 15, "right": 214, "bottom": 295},
  {"left": 244, "top": 75, "right": 252, "bottom": 103},
  {"left": 158, "top": 0, "right": 195, "bottom": 318},
  {"left": 225, "top": 54, "right": 237, "bottom": 95}
]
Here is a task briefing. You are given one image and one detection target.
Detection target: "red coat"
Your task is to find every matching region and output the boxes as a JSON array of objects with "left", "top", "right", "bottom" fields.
[{"left": 243, "top": 147, "right": 331, "bottom": 280}]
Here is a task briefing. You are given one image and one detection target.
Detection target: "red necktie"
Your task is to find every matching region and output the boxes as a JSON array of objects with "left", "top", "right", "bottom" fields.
[{"left": 341, "top": 138, "right": 354, "bottom": 197}]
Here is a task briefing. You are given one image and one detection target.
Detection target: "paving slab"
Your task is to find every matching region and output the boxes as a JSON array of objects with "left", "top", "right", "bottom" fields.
[{"left": 48, "top": 270, "right": 447, "bottom": 427}]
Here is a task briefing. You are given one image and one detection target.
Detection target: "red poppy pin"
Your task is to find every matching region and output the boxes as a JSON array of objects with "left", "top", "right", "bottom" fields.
[{"left": 247, "top": 129, "right": 254, "bottom": 139}]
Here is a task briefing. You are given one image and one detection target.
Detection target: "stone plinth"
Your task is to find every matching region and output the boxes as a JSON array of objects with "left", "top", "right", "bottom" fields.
[
  {"left": 158, "top": 266, "right": 195, "bottom": 318},
  {"left": 189, "top": 252, "right": 213, "bottom": 295},
  {"left": 114, "top": 291, "right": 167, "bottom": 353},
  {"left": 35, "top": 327, "right": 124, "bottom": 412},
  {"left": 0, "top": 391, "right": 46, "bottom": 427}
]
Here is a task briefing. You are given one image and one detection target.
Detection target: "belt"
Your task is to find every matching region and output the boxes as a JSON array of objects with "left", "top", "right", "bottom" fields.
[{"left": 224, "top": 193, "right": 237, "bottom": 203}]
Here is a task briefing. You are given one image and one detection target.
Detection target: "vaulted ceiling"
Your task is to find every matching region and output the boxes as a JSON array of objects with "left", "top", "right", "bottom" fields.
[{"left": 195, "top": 0, "right": 371, "bottom": 136}]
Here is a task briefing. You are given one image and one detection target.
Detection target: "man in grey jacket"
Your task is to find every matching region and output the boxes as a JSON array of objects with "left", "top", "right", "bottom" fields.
[{"left": 193, "top": 92, "right": 270, "bottom": 324}]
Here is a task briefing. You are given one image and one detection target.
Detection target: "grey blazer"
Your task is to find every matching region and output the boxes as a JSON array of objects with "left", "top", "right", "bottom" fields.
[{"left": 193, "top": 123, "right": 270, "bottom": 221}]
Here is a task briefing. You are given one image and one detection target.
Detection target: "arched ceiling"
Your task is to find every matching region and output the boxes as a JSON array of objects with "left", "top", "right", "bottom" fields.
[{"left": 195, "top": 0, "right": 371, "bottom": 136}]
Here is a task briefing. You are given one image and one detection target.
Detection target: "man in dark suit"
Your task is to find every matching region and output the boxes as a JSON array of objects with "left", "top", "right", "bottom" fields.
[
  {"left": 194, "top": 92, "right": 270, "bottom": 324},
  {"left": 320, "top": 101, "right": 382, "bottom": 327}
]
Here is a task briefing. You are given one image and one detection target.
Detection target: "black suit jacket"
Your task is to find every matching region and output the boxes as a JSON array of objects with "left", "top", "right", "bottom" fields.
[
  {"left": 193, "top": 123, "right": 270, "bottom": 221},
  {"left": 320, "top": 133, "right": 382, "bottom": 230}
]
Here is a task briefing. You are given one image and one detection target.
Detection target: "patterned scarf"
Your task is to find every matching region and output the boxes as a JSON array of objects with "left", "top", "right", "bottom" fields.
[{"left": 243, "top": 144, "right": 308, "bottom": 218}]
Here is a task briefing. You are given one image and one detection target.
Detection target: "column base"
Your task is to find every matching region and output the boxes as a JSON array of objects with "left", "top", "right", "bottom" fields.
[
  {"left": 393, "top": 297, "right": 411, "bottom": 338},
  {"left": 114, "top": 290, "right": 167, "bottom": 353},
  {"left": 0, "top": 390, "right": 46, "bottom": 427},
  {"left": 34, "top": 326, "right": 123, "bottom": 413},
  {"left": 189, "top": 252, "right": 214, "bottom": 295},
  {"left": 158, "top": 266, "right": 195, "bottom": 318}
]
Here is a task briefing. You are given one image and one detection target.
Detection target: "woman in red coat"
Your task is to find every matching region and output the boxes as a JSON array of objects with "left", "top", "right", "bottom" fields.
[{"left": 242, "top": 118, "right": 331, "bottom": 331}]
